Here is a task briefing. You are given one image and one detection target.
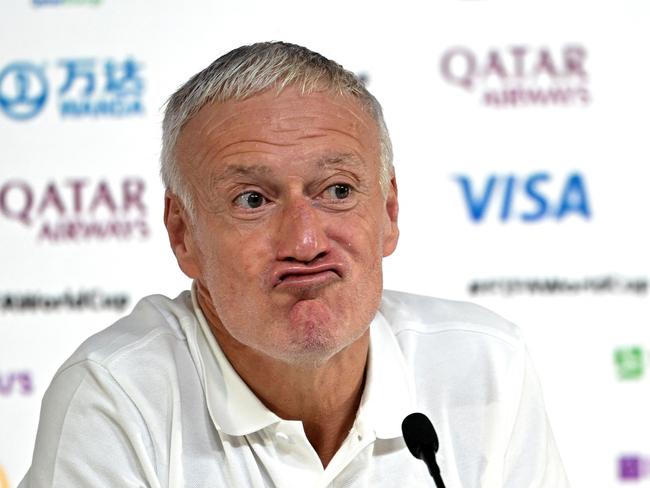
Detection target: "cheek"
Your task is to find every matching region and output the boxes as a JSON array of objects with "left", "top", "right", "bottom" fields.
[
  {"left": 195, "top": 223, "right": 271, "bottom": 289},
  {"left": 329, "top": 206, "right": 386, "bottom": 255}
]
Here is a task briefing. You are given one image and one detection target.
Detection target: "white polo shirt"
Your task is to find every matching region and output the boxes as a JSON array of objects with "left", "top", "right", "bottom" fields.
[{"left": 19, "top": 288, "right": 569, "bottom": 487}]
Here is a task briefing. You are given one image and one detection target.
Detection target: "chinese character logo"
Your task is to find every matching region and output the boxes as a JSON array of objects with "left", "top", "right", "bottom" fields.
[
  {"left": 0, "top": 62, "right": 48, "bottom": 120},
  {"left": 58, "top": 58, "right": 144, "bottom": 117},
  {"left": 0, "top": 57, "right": 144, "bottom": 120},
  {"left": 614, "top": 346, "right": 645, "bottom": 380}
]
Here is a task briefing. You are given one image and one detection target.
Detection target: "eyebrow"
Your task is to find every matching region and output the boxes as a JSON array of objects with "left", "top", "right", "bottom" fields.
[
  {"left": 217, "top": 153, "right": 362, "bottom": 180},
  {"left": 219, "top": 164, "right": 273, "bottom": 178},
  {"left": 315, "top": 153, "right": 362, "bottom": 169}
]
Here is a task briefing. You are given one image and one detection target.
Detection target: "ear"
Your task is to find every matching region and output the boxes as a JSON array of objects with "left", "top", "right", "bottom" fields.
[
  {"left": 164, "top": 190, "right": 201, "bottom": 279},
  {"left": 382, "top": 176, "right": 399, "bottom": 257}
]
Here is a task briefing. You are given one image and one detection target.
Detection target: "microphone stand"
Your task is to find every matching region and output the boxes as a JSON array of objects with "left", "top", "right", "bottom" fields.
[{"left": 421, "top": 448, "right": 445, "bottom": 488}]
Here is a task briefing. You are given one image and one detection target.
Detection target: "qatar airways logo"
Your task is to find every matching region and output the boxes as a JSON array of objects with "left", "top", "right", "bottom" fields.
[
  {"left": 440, "top": 45, "right": 590, "bottom": 107},
  {"left": 0, "top": 177, "right": 149, "bottom": 242}
]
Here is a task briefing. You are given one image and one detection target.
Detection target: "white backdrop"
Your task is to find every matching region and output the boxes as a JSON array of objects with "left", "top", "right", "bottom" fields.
[{"left": 1, "top": 1, "right": 649, "bottom": 486}]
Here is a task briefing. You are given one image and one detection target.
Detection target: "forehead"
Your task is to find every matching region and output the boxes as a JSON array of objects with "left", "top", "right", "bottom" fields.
[{"left": 174, "top": 86, "right": 380, "bottom": 178}]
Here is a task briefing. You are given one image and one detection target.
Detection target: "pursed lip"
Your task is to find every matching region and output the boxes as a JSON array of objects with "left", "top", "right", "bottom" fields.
[{"left": 271, "top": 262, "right": 344, "bottom": 288}]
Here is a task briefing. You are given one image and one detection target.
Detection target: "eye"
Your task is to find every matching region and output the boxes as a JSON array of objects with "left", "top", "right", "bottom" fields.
[
  {"left": 325, "top": 184, "right": 352, "bottom": 200},
  {"left": 234, "top": 191, "right": 267, "bottom": 209}
]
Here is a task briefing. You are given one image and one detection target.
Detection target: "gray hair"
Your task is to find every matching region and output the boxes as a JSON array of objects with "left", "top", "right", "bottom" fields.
[{"left": 160, "top": 41, "right": 394, "bottom": 215}]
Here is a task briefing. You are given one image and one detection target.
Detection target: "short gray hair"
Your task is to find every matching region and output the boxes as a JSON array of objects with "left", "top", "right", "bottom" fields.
[{"left": 160, "top": 41, "right": 394, "bottom": 214}]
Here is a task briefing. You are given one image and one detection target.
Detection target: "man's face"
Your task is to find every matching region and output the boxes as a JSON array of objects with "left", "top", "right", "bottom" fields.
[{"left": 169, "top": 86, "right": 399, "bottom": 365}]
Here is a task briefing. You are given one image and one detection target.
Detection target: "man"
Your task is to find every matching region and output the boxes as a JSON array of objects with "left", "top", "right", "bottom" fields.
[{"left": 20, "top": 42, "right": 569, "bottom": 487}]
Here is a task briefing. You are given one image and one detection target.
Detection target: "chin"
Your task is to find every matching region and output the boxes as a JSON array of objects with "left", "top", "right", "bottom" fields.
[
  {"left": 275, "top": 339, "right": 359, "bottom": 369},
  {"left": 275, "top": 349, "right": 338, "bottom": 369},
  {"left": 275, "top": 322, "right": 367, "bottom": 368}
]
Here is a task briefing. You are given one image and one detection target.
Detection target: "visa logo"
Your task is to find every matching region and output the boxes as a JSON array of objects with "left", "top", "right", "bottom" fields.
[{"left": 454, "top": 172, "right": 591, "bottom": 222}]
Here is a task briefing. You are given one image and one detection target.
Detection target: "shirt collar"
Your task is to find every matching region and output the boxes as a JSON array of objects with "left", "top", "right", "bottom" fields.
[
  {"left": 188, "top": 284, "right": 415, "bottom": 439},
  {"left": 190, "top": 284, "right": 281, "bottom": 435},
  {"left": 356, "top": 310, "right": 417, "bottom": 439}
]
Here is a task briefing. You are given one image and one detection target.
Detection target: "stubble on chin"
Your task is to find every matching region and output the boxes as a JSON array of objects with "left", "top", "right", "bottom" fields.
[{"left": 275, "top": 294, "right": 374, "bottom": 368}]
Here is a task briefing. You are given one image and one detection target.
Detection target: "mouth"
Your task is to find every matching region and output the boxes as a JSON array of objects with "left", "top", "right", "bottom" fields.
[{"left": 273, "top": 263, "right": 343, "bottom": 289}]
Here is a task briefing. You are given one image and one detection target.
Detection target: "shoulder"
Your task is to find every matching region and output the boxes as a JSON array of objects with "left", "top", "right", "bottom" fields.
[
  {"left": 379, "top": 289, "right": 523, "bottom": 349},
  {"left": 56, "top": 290, "right": 195, "bottom": 376},
  {"left": 34, "top": 290, "right": 200, "bottom": 459},
  {"left": 22, "top": 295, "right": 196, "bottom": 488},
  {"left": 379, "top": 290, "right": 529, "bottom": 420}
]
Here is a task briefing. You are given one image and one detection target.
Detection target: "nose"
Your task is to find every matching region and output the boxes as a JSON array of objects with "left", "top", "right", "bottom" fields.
[{"left": 275, "top": 197, "right": 329, "bottom": 263}]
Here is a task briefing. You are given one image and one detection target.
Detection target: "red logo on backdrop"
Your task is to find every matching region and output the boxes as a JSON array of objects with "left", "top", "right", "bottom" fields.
[
  {"left": 0, "top": 177, "right": 149, "bottom": 242},
  {"left": 440, "top": 45, "right": 590, "bottom": 107}
]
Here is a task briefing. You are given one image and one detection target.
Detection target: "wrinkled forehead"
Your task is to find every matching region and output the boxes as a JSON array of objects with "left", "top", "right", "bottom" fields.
[{"left": 174, "top": 86, "right": 381, "bottom": 179}]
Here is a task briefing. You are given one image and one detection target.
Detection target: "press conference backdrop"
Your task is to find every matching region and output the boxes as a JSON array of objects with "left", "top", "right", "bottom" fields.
[{"left": 1, "top": 1, "right": 648, "bottom": 486}]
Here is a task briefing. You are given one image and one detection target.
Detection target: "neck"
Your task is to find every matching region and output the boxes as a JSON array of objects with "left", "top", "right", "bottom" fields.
[{"left": 197, "top": 288, "right": 369, "bottom": 468}]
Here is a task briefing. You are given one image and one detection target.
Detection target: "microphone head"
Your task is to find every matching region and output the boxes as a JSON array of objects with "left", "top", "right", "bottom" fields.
[{"left": 401, "top": 412, "right": 440, "bottom": 460}]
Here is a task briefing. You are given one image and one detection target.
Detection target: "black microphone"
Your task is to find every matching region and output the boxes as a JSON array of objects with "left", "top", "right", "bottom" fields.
[{"left": 401, "top": 412, "right": 446, "bottom": 488}]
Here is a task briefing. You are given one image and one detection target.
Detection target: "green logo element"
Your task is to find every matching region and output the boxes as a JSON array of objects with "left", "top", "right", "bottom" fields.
[{"left": 614, "top": 346, "right": 645, "bottom": 380}]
